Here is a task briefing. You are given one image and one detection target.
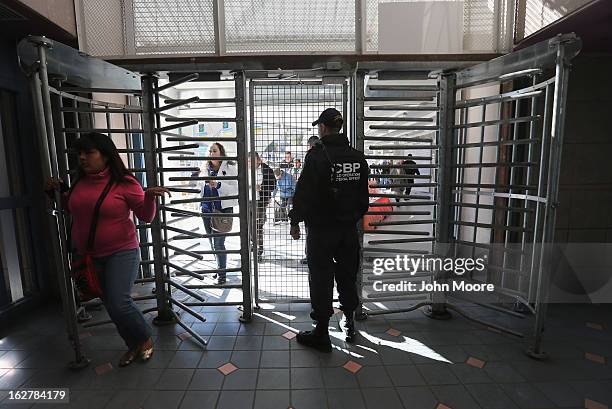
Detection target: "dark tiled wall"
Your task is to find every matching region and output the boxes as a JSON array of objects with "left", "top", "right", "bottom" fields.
[
  {"left": 557, "top": 55, "right": 612, "bottom": 243},
  {"left": 550, "top": 55, "right": 612, "bottom": 301}
]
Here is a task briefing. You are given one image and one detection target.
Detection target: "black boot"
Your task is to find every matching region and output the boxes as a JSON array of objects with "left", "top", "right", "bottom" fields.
[
  {"left": 297, "top": 322, "right": 332, "bottom": 353},
  {"left": 309, "top": 310, "right": 318, "bottom": 326},
  {"left": 342, "top": 311, "right": 356, "bottom": 343}
]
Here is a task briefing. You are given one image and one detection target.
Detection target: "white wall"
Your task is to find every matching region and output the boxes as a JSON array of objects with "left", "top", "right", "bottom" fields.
[{"left": 378, "top": 1, "right": 464, "bottom": 53}]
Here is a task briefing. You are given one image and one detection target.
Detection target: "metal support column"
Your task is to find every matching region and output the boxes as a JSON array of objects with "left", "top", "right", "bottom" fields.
[
  {"left": 31, "top": 37, "right": 89, "bottom": 368},
  {"left": 354, "top": 70, "right": 367, "bottom": 321},
  {"left": 423, "top": 72, "right": 454, "bottom": 320},
  {"left": 142, "top": 74, "right": 175, "bottom": 324},
  {"left": 528, "top": 38, "right": 572, "bottom": 359},
  {"left": 235, "top": 71, "right": 253, "bottom": 322}
]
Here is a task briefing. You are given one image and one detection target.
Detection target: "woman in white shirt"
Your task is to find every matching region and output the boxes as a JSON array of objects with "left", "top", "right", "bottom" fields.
[{"left": 200, "top": 143, "right": 238, "bottom": 284}]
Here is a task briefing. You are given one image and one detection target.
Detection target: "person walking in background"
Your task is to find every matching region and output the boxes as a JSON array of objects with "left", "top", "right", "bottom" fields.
[
  {"left": 200, "top": 142, "right": 238, "bottom": 285},
  {"left": 279, "top": 151, "right": 294, "bottom": 170},
  {"left": 307, "top": 135, "right": 319, "bottom": 151},
  {"left": 291, "top": 159, "right": 302, "bottom": 179},
  {"left": 299, "top": 135, "right": 320, "bottom": 265},
  {"left": 248, "top": 152, "right": 276, "bottom": 261},
  {"left": 401, "top": 154, "right": 420, "bottom": 199},
  {"left": 45, "top": 132, "right": 169, "bottom": 367},
  {"left": 273, "top": 168, "right": 296, "bottom": 223}
]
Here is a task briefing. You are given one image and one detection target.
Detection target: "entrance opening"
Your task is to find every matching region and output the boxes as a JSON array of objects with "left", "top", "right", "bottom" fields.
[{"left": 248, "top": 78, "right": 348, "bottom": 304}]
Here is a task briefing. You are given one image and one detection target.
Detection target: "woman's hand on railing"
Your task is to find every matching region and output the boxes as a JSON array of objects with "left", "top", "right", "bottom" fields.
[
  {"left": 44, "top": 177, "right": 63, "bottom": 192},
  {"left": 145, "top": 187, "right": 171, "bottom": 198}
]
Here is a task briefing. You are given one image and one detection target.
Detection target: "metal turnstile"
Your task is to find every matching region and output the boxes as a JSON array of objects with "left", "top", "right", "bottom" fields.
[
  {"left": 20, "top": 32, "right": 581, "bottom": 363},
  {"left": 355, "top": 70, "right": 441, "bottom": 317},
  {"left": 445, "top": 34, "right": 581, "bottom": 358},
  {"left": 19, "top": 37, "right": 254, "bottom": 366},
  {"left": 149, "top": 72, "right": 252, "bottom": 338}
]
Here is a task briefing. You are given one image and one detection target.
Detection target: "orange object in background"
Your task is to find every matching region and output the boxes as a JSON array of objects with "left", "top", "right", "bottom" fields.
[{"left": 363, "top": 183, "right": 393, "bottom": 230}]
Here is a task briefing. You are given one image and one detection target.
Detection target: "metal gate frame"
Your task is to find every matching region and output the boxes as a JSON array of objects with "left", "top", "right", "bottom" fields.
[
  {"left": 355, "top": 69, "right": 442, "bottom": 319},
  {"left": 19, "top": 36, "right": 254, "bottom": 367},
  {"left": 19, "top": 36, "right": 148, "bottom": 368},
  {"left": 144, "top": 71, "right": 253, "bottom": 334},
  {"left": 355, "top": 34, "right": 581, "bottom": 358},
  {"left": 247, "top": 76, "right": 349, "bottom": 305},
  {"left": 445, "top": 33, "right": 581, "bottom": 358}
]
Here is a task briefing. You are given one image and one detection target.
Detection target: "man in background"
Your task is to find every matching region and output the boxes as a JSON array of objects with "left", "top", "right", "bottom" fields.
[
  {"left": 279, "top": 151, "right": 294, "bottom": 170},
  {"left": 248, "top": 152, "right": 276, "bottom": 261}
]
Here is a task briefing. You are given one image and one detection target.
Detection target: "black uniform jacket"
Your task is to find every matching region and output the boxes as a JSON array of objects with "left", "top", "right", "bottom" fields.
[
  {"left": 259, "top": 162, "right": 276, "bottom": 205},
  {"left": 289, "top": 133, "right": 369, "bottom": 228}
]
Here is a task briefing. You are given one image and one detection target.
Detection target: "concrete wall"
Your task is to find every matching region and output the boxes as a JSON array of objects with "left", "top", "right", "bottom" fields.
[{"left": 17, "top": 0, "right": 77, "bottom": 37}]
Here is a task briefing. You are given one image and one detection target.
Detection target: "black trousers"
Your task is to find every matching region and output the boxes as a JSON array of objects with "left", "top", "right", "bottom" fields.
[{"left": 306, "top": 223, "right": 360, "bottom": 323}]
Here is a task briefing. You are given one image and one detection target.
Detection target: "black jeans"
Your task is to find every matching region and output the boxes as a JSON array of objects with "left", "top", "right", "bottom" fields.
[
  {"left": 306, "top": 224, "right": 360, "bottom": 323},
  {"left": 253, "top": 199, "right": 269, "bottom": 254}
]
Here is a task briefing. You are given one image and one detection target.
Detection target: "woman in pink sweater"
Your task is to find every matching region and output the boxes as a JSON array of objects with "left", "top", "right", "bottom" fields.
[{"left": 47, "top": 132, "right": 169, "bottom": 367}]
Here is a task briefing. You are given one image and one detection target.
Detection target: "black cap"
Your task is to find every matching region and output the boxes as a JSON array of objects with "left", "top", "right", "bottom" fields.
[{"left": 312, "top": 108, "right": 343, "bottom": 127}]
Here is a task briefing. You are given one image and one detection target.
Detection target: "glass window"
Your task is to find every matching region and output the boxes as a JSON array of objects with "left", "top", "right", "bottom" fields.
[{"left": 0, "top": 89, "right": 36, "bottom": 306}]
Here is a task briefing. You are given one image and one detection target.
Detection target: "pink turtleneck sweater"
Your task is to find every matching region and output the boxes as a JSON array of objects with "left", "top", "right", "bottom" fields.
[{"left": 65, "top": 168, "right": 156, "bottom": 257}]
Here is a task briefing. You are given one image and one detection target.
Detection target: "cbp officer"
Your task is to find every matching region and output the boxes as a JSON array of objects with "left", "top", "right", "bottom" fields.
[{"left": 289, "top": 108, "right": 369, "bottom": 352}]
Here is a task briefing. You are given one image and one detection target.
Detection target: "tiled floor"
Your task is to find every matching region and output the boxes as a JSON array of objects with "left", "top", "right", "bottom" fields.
[{"left": 1, "top": 300, "right": 611, "bottom": 409}]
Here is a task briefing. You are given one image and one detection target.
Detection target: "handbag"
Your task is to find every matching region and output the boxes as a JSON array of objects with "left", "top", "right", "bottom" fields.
[
  {"left": 206, "top": 167, "right": 233, "bottom": 233},
  {"left": 211, "top": 208, "right": 233, "bottom": 233},
  {"left": 70, "top": 180, "right": 113, "bottom": 301}
]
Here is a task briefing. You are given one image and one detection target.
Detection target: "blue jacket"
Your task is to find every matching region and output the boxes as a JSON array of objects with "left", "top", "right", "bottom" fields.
[
  {"left": 201, "top": 165, "right": 222, "bottom": 213},
  {"left": 275, "top": 172, "right": 296, "bottom": 199}
]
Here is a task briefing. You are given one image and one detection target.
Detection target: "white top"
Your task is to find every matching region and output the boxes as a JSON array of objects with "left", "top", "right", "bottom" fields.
[
  {"left": 200, "top": 160, "right": 239, "bottom": 209},
  {"left": 256, "top": 165, "right": 263, "bottom": 200}
]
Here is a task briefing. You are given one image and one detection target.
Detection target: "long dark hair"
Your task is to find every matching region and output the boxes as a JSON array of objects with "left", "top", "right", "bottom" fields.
[
  {"left": 207, "top": 142, "right": 235, "bottom": 172},
  {"left": 72, "top": 132, "right": 133, "bottom": 183}
]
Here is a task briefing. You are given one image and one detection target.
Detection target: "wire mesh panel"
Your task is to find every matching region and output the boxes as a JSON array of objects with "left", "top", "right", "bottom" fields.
[
  {"left": 356, "top": 71, "right": 440, "bottom": 313},
  {"left": 249, "top": 80, "right": 348, "bottom": 302},
  {"left": 224, "top": 0, "right": 355, "bottom": 53},
  {"left": 79, "top": 0, "right": 126, "bottom": 57},
  {"left": 522, "top": 0, "right": 592, "bottom": 39},
  {"left": 130, "top": 0, "right": 216, "bottom": 55},
  {"left": 365, "top": 0, "right": 513, "bottom": 53}
]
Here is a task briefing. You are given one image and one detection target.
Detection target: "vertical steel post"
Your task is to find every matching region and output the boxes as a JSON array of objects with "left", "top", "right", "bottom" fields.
[
  {"left": 141, "top": 74, "right": 174, "bottom": 324},
  {"left": 213, "top": 0, "right": 226, "bottom": 56},
  {"left": 32, "top": 37, "right": 89, "bottom": 368},
  {"left": 235, "top": 71, "right": 253, "bottom": 321},
  {"left": 248, "top": 79, "right": 260, "bottom": 307},
  {"left": 354, "top": 70, "right": 367, "bottom": 320},
  {"left": 355, "top": 0, "right": 363, "bottom": 54},
  {"left": 423, "top": 72, "right": 454, "bottom": 320},
  {"left": 528, "top": 84, "right": 552, "bottom": 304},
  {"left": 528, "top": 38, "right": 572, "bottom": 359},
  {"left": 49, "top": 79, "right": 69, "bottom": 179}
]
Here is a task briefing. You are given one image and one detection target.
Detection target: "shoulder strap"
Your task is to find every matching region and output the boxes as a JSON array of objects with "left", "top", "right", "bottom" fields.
[
  {"left": 318, "top": 143, "right": 337, "bottom": 184},
  {"left": 85, "top": 180, "right": 114, "bottom": 252}
]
